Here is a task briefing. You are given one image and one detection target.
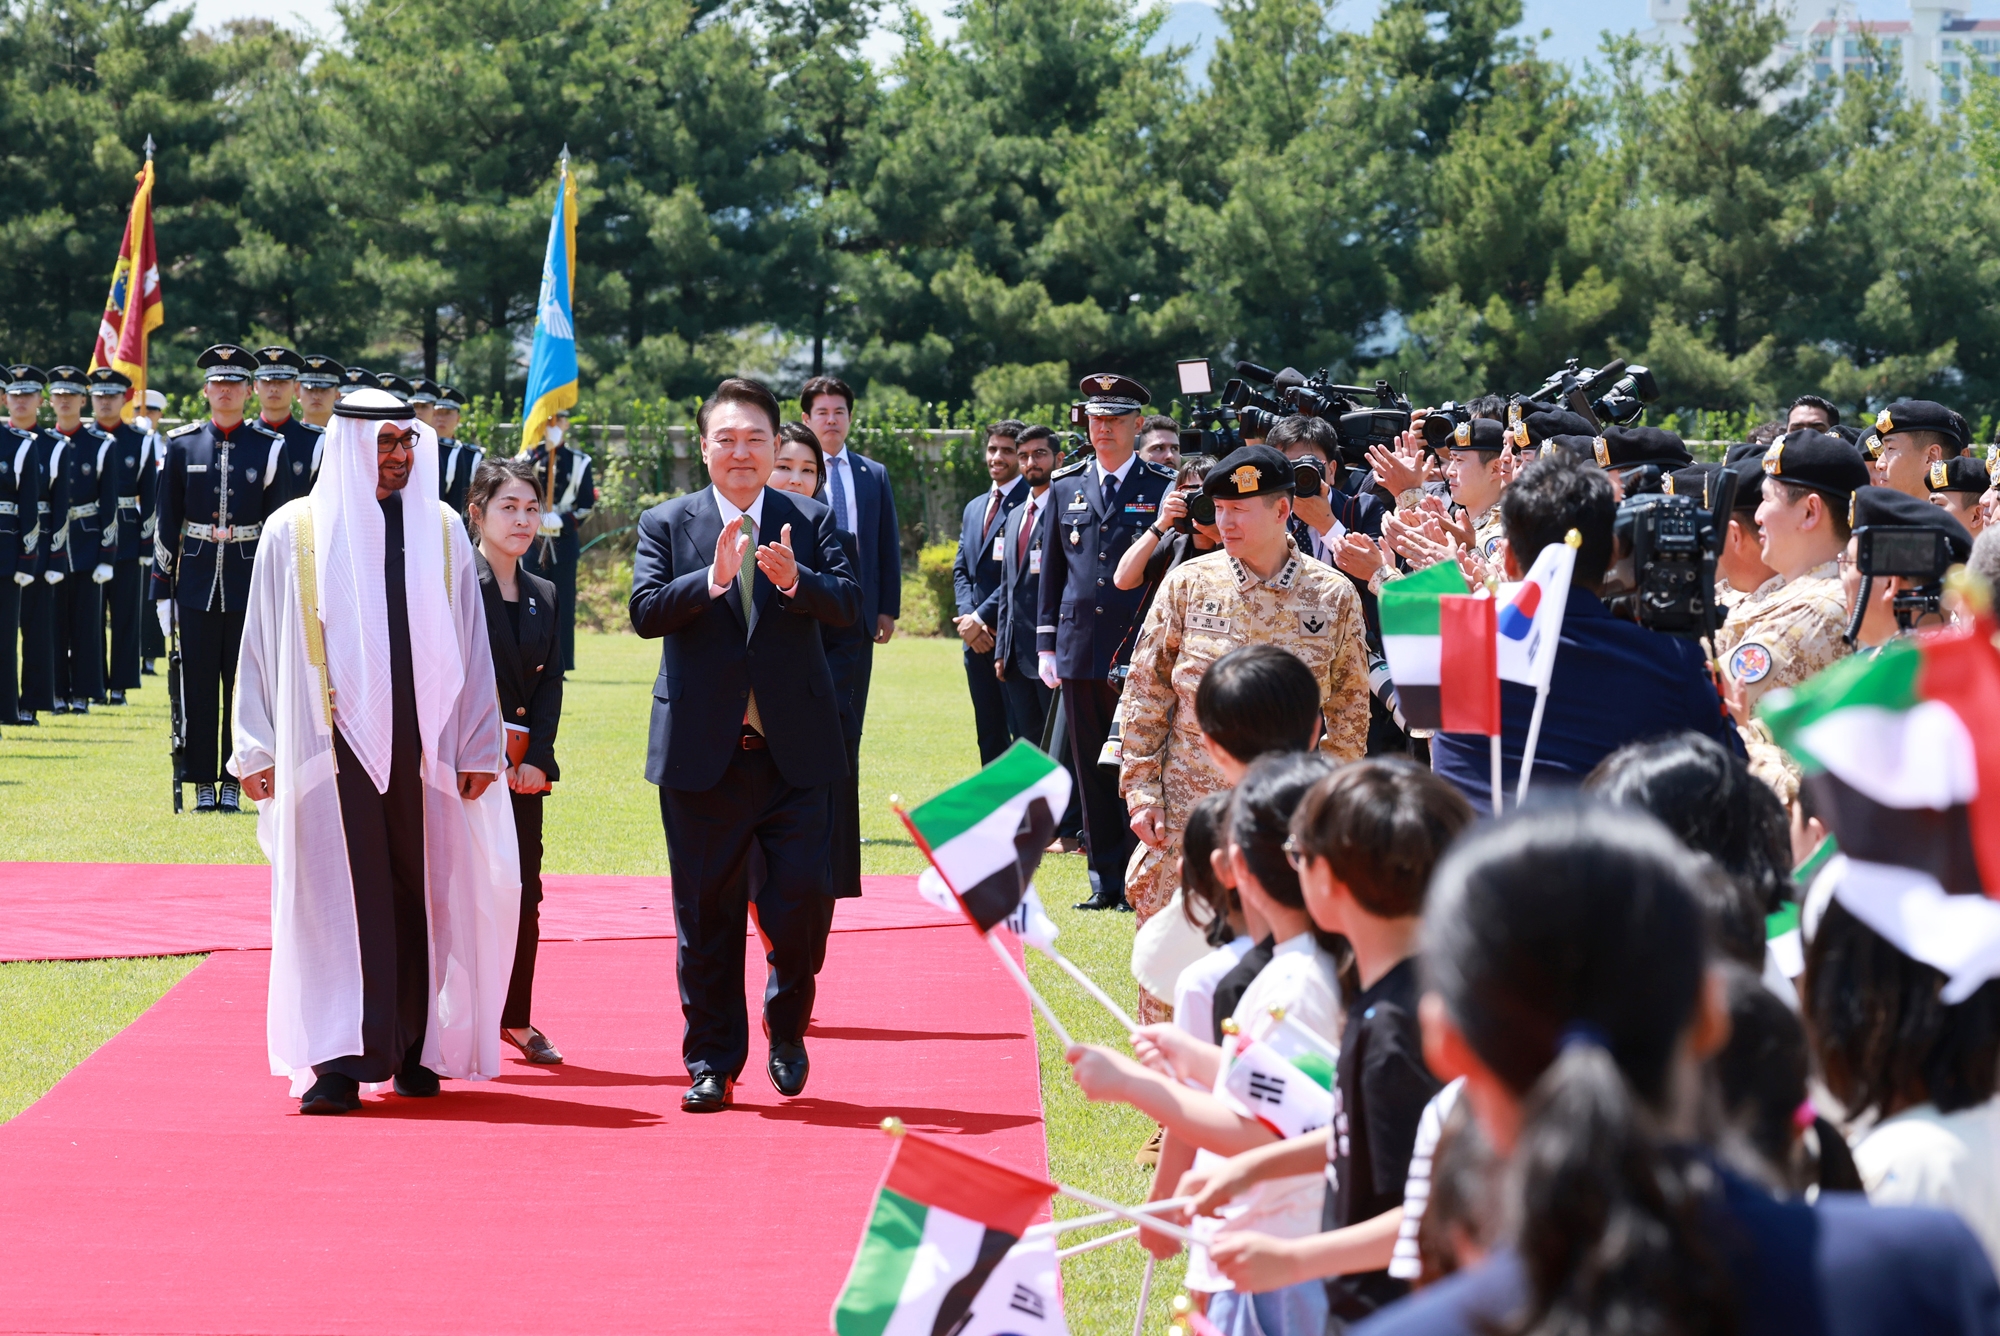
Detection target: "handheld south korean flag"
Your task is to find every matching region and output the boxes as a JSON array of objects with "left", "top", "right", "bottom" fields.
[{"left": 1218, "top": 1014, "right": 1336, "bottom": 1141}]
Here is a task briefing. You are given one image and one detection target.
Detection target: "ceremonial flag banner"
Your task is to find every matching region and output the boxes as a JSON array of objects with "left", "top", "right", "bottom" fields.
[
  {"left": 1220, "top": 1024, "right": 1335, "bottom": 1141},
  {"left": 90, "top": 146, "right": 164, "bottom": 420},
  {"left": 521, "top": 151, "right": 578, "bottom": 449},
  {"left": 1379, "top": 562, "right": 1500, "bottom": 734},
  {"left": 832, "top": 1129, "right": 1057, "bottom": 1336},
  {"left": 904, "top": 741, "right": 1071, "bottom": 933}
]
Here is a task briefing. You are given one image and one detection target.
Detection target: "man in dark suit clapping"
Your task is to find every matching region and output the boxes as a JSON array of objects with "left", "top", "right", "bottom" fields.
[
  {"left": 629, "top": 377, "right": 861, "bottom": 1113},
  {"left": 950, "top": 421, "right": 1027, "bottom": 764}
]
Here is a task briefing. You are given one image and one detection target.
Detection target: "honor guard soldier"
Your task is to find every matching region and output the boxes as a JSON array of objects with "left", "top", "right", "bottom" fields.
[
  {"left": 1870, "top": 400, "right": 1970, "bottom": 500},
  {"left": 374, "top": 370, "right": 414, "bottom": 401},
  {"left": 519, "top": 407, "right": 596, "bottom": 671},
  {"left": 1034, "top": 372, "right": 1175, "bottom": 911},
  {"left": 405, "top": 376, "right": 440, "bottom": 428},
  {"left": 1714, "top": 428, "right": 1869, "bottom": 717},
  {"left": 434, "top": 385, "right": 481, "bottom": 515},
  {"left": 152, "top": 344, "right": 285, "bottom": 813},
  {"left": 252, "top": 347, "right": 322, "bottom": 507},
  {"left": 0, "top": 368, "right": 48, "bottom": 725},
  {"left": 1119, "top": 446, "right": 1371, "bottom": 1006},
  {"left": 1925, "top": 454, "right": 1987, "bottom": 538},
  {"left": 88, "top": 368, "right": 151, "bottom": 703},
  {"left": 43, "top": 366, "right": 116, "bottom": 713},
  {"left": 8, "top": 366, "right": 65, "bottom": 723},
  {"left": 336, "top": 364, "right": 374, "bottom": 399},
  {"left": 296, "top": 355, "right": 342, "bottom": 429},
  {"left": 136, "top": 388, "right": 168, "bottom": 672}
]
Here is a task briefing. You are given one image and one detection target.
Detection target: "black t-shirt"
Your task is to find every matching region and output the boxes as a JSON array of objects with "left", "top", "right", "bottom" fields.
[
  {"left": 1325, "top": 956, "right": 1440, "bottom": 1322},
  {"left": 1209, "top": 935, "right": 1275, "bottom": 1044}
]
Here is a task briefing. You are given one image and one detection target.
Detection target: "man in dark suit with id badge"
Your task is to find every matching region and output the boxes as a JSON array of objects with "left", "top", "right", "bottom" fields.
[{"left": 1033, "top": 373, "right": 1175, "bottom": 911}]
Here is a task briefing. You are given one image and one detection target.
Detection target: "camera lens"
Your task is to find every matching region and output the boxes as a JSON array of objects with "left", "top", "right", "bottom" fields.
[{"left": 1291, "top": 458, "right": 1323, "bottom": 497}]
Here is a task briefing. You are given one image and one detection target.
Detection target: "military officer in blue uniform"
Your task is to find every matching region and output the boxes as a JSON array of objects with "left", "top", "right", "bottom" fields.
[
  {"left": 434, "top": 385, "right": 481, "bottom": 515},
  {"left": 374, "top": 370, "right": 414, "bottom": 401},
  {"left": 8, "top": 366, "right": 67, "bottom": 723},
  {"left": 0, "top": 368, "right": 47, "bottom": 725},
  {"left": 1034, "top": 372, "right": 1175, "bottom": 911},
  {"left": 405, "top": 376, "right": 441, "bottom": 428},
  {"left": 135, "top": 388, "right": 168, "bottom": 674},
  {"left": 337, "top": 364, "right": 374, "bottom": 399},
  {"left": 88, "top": 368, "right": 152, "bottom": 704},
  {"left": 519, "top": 407, "right": 596, "bottom": 671},
  {"left": 45, "top": 367, "right": 117, "bottom": 712},
  {"left": 252, "top": 346, "right": 323, "bottom": 508},
  {"left": 151, "top": 344, "right": 286, "bottom": 813}
]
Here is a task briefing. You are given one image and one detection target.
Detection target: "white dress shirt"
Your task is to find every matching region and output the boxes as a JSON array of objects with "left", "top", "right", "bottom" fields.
[
  {"left": 707, "top": 487, "right": 794, "bottom": 600},
  {"left": 824, "top": 446, "right": 861, "bottom": 534},
  {"left": 1096, "top": 453, "right": 1138, "bottom": 494}
]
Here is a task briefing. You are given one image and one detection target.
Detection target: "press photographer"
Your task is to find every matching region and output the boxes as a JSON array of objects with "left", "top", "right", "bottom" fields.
[{"left": 1840, "top": 486, "right": 1970, "bottom": 649}]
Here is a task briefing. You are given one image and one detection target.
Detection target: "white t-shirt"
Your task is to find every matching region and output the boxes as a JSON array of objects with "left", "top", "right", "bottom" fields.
[
  {"left": 1387, "top": 1077, "right": 1466, "bottom": 1281},
  {"left": 1173, "top": 938, "right": 1254, "bottom": 1045},
  {"left": 1187, "top": 934, "right": 1344, "bottom": 1292},
  {"left": 1853, "top": 1097, "right": 2000, "bottom": 1273}
]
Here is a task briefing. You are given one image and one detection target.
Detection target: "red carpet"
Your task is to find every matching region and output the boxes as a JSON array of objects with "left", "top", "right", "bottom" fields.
[
  {"left": 0, "top": 861, "right": 952, "bottom": 961},
  {"left": 0, "top": 929, "right": 1045, "bottom": 1334}
]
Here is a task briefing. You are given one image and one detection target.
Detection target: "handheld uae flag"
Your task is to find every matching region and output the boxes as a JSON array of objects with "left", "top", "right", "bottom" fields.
[
  {"left": 1379, "top": 562, "right": 1499, "bottom": 734},
  {"left": 1760, "top": 620, "right": 2000, "bottom": 1003},
  {"left": 1219, "top": 1018, "right": 1336, "bottom": 1141},
  {"left": 89, "top": 139, "right": 164, "bottom": 422},
  {"left": 1495, "top": 536, "right": 1577, "bottom": 689},
  {"left": 832, "top": 1126, "right": 1057, "bottom": 1336},
  {"left": 902, "top": 740, "right": 1071, "bottom": 933}
]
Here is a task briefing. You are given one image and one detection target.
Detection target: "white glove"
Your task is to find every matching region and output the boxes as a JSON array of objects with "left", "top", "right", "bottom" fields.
[
  {"left": 92, "top": 563, "right": 113, "bottom": 584},
  {"left": 156, "top": 599, "right": 173, "bottom": 639},
  {"left": 45, "top": 569, "right": 62, "bottom": 584},
  {"left": 1038, "top": 651, "right": 1060, "bottom": 691},
  {"left": 12, "top": 571, "right": 31, "bottom": 587},
  {"left": 539, "top": 512, "right": 563, "bottom": 534}
]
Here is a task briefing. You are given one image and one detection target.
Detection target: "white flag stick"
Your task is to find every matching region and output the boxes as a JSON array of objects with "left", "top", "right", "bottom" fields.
[
  {"left": 1515, "top": 685, "right": 1551, "bottom": 804},
  {"left": 1057, "top": 1225, "right": 1138, "bottom": 1259},
  {"left": 1055, "top": 1182, "right": 1194, "bottom": 1243},
  {"left": 1267, "top": 1006, "right": 1342, "bottom": 1065},
  {"left": 986, "top": 931, "right": 1072, "bottom": 1050},
  {"left": 1133, "top": 1253, "right": 1157, "bottom": 1334},
  {"left": 1022, "top": 1198, "right": 1192, "bottom": 1241},
  {"left": 1489, "top": 734, "right": 1503, "bottom": 817},
  {"left": 1043, "top": 943, "right": 1139, "bottom": 1033}
]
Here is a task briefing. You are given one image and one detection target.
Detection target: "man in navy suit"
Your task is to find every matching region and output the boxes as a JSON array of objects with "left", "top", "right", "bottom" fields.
[
  {"left": 801, "top": 376, "right": 900, "bottom": 741},
  {"left": 994, "top": 426, "right": 1056, "bottom": 744},
  {"left": 629, "top": 377, "right": 861, "bottom": 1114},
  {"left": 951, "top": 421, "right": 1028, "bottom": 764}
]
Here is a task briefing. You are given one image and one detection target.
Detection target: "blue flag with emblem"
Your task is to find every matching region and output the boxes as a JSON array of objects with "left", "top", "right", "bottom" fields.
[{"left": 521, "top": 149, "right": 579, "bottom": 450}]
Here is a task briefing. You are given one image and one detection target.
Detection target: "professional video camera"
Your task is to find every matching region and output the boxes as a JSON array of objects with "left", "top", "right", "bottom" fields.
[
  {"left": 1844, "top": 523, "right": 1959, "bottom": 642},
  {"left": 1515, "top": 358, "right": 1659, "bottom": 431},
  {"left": 1224, "top": 360, "right": 1412, "bottom": 471},
  {"left": 1419, "top": 401, "right": 1474, "bottom": 450},
  {"left": 1173, "top": 359, "right": 1248, "bottom": 459},
  {"left": 1601, "top": 466, "right": 1737, "bottom": 638}
]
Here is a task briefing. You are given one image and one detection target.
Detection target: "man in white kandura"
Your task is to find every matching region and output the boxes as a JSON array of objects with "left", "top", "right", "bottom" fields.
[{"left": 231, "top": 385, "right": 519, "bottom": 1116}]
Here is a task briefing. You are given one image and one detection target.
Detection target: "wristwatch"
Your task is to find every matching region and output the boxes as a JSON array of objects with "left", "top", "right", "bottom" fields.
[{"left": 1148, "top": 523, "right": 1168, "bottom": 539}]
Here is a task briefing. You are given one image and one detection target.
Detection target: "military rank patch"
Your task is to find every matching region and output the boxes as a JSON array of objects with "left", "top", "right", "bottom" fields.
[
  {"left": 1296, "top": 611, "right": 1330, "bottom": 635},
  {"left": 1730, "top": 642, "right": 1773, "bottom": 684}
]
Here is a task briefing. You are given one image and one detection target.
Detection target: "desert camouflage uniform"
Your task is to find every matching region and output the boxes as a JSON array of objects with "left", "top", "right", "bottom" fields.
[
  {"left": 1713, "top": 560, "right": 1851, "bottom": 712},
  {"left": 1468, "top": 502, "right": 1506, "bottom": 564},
  {"left": 1119, "top": 542, "right": 1370, "bottom": 1020}
]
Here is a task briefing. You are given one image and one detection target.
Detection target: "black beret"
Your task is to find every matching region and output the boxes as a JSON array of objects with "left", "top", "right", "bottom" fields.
[
  {"left": 1596, "top": 425, "right": 1693, "bottom": 471},
  {"left": 1538, "top": 433, "right": 1601, "bottom": 465},
  {"left": 1723, "top": 440, "right": 1768, "bottom": 466},
  {"left": 1664, "top": 463, "right": 1718, "bottom": 505},
  {"left": 1202, "top": 444, "right": 1294, "bottom": 500},
  {"left": 1522, "top": 408, "right": 1597, "bottom": 445},
  {"left": 1874, "top": 400, "right": 1970, "bottom": 456},
  {"left": 1446, "top": 418, "right": 1508, "bottom": 452},
  {"left": 1723, "top": 455, "right": 1767, "bottom": 511},
  {"left": 1760, "top": 429, "right": 1870, "bottom": 498},
  {"left": 1926, "top": 455, "right": 1990, "bottom": 496},
  {"left": 1849, "top": 484, "right": 1973, "bottom": 563}
]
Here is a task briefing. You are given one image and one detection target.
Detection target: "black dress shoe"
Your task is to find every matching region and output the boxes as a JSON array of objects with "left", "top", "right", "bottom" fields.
[
  {"left": 107, "top": 689, "right": 126, "bottom": 705},
  {"left": 51, "top": 700, "right": 69, "bottom": 715},
  {"left": 194, "top": 783, "right": 218, "bottom": 813},
  {"left": 68, "top": 698, "right": 88, "bottom": 715},
  {"left": 682, "top": 1074, "right": 733, "bottom": 1113},
  {"left": 768, "top": 1042, "right": 809, "bottom": 1098},
  {"left": 394, "top": 1056, "right": 441, "bottom": 1098},
  {"left": 300, "top": 1073, "right": 362, "bottom": 1115},
  {"left": 1074, "top": 889, "right": 1132, "bottom": 911},
  {"left": 141, "top": 661, "right": 157, "bottom": 676},
  {"left": 12, "top": 712, "right": 35, "bottom": 726}
]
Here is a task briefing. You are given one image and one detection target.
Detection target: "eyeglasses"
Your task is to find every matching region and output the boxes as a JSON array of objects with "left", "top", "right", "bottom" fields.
[{"left": 377, "top": 429, "right": 419, "bottom": 455}]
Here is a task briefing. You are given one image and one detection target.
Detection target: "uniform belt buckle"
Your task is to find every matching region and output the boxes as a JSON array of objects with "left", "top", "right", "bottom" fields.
[
  {"left": 214, "top": 526, "right": 232, "bottom": 543},
  {"left": 738, "top": 729, "right": 767, "bottom": 751}
]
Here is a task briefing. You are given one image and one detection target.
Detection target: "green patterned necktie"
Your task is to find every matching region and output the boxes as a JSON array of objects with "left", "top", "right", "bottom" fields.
[{"left": 738, "top": 513, "right": 762, "bottom": 734}]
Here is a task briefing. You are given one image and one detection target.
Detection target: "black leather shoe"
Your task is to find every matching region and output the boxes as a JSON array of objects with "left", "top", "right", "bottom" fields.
[
  {"left": 141, "top": 661, "right": 157, "bottom": 676},
  {"left": 51, "top": 700, "right": 69, "bottom": 715},
  {"left": 768, "top": 1042, "right": 809, "bottom": 1098},
  {"left": 394, "top": 1057, "right": 441, "bottom": 1098},
  {"left": 194, "top": 783, "right": 218, "bottom": 813},
  {"left": 107, "top": 690, "right": 126, "bottom": 705},
  {"left": 300, "top": 1073, "right": 362, "bottom": 1115},
  {"left": 682, "top": 1074, "right": 733, "bottom": 1113},
  {"left": 68, "top": 698, "right": 88, "bottom": 715},
  {"left": 12, "top": 712, "right": 35, "bottom": 726},
  {"left": 1074, "top": 889, "right": 1132, "bottom": 911}
]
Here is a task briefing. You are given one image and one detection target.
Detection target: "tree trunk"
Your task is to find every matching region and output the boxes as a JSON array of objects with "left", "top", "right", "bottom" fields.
[{"left": 423, "top": 306, "right": 440, "bottom": 380}]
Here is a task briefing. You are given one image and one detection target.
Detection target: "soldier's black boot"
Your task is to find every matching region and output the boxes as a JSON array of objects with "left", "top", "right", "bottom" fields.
[
  {"left": 194, "top": 783, "right": 218, "bottom": 813},
  {"left": 218, "top": 780, "right": 241, "bottom": 813}
]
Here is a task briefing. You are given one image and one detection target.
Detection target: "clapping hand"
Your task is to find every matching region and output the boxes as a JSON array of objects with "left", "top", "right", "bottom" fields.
[
  {"left": 712, "top": 516, "right": 752, "bottom": 590},
  {"left": 1333, "top": 531, "right": 1388, "bottom": 582},
  {"left": 1366, "top": 438, "right": 1432, "bottom": 499},
  {"left": 755, "top": 522, "right": 798, "bottom": 592}
]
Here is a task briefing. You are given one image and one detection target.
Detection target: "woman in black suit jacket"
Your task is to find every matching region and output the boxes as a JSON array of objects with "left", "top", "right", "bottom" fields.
[
  {"left": 467, "top": 458, "right": 566, "bottom": 1064},
  {"left": 771, "top": 422, "right": 868, "bottom": 966}
]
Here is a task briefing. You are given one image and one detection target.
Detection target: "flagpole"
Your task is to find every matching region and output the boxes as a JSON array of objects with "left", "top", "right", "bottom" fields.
[
  {"left": 1056, "top": 1225, "right": 1138, "bottom": 1260},
  {"left": 1054, "top": 1182, "right": 1193, "bottom": 1243},
  {"left": 1045, "top": 945, "right": 1138, "bottom": 1033},
  {"left": 1514, "top": 686, "right": 1550, "bottom": 805},
  {"left": 1021, "top": 1197, "right": 1192, "bottom": 1240},
  {"left": 986, "top": 931, "right": 1074, "bottom": 1050},
  {"left": 1134, "top": 1254, "right": 1157, "bottom": 1336},
  {"left": 1489, "top": 734, "right": 1503, "bottom": 817},
  {"left": 1268, "top": 1006, "right": 1341, "bottom": 1066}
]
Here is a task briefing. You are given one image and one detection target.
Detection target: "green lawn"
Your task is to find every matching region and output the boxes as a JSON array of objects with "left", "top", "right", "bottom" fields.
[{"left": 0, "top": 632, "right": 1188, "bottom": 1331}]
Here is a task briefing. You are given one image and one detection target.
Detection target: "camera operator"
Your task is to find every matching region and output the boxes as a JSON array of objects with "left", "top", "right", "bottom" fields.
[
  {"left": 1787, "top": 395, "right": 1840, "bottom": 433},
  {"left": 1265, "top": 414, "right": 1385, "bottom": 565},
  {"left": 1112, "top": 457, "right": 1220, "bottom": 596},
  {"left": 1119, "top": 444, "right": 1369, "bottom": 944},
  {"left": 1926, "top": 455, "right": 1988, "bottom": 538},
  {"left": 1871, "top": 400, "right": 1970, "bottom": 499},
  {"left": 1839, "top": 486, "right": 1970, "bottom": 649},
  {"left": 1428, "top": 454, "right": 1738, "bottom": 809},
  {"left": 1712, "top": 430, "right": 1868, "bottom": 710}
]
